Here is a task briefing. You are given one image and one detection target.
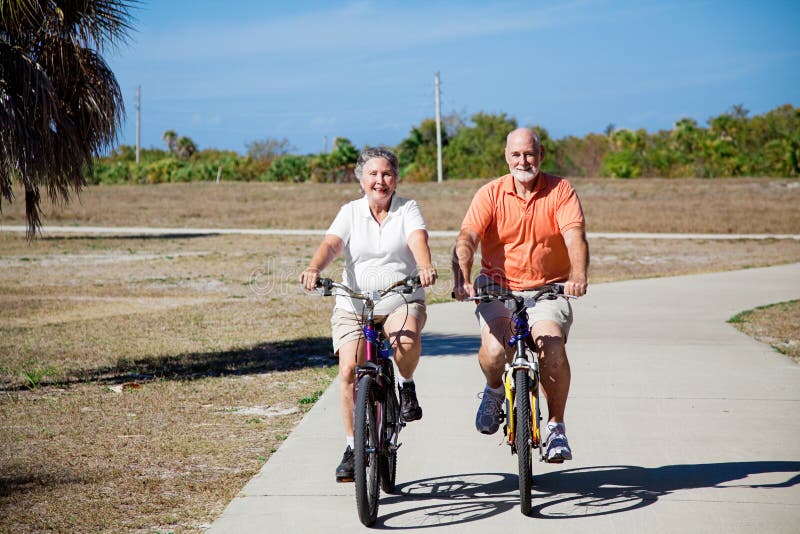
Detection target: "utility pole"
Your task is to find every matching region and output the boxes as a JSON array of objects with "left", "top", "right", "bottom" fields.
[
  {"left": 135, "top": 85, "right": 141, "bottom": 164},
  {"left": 434, "top": 71, "right": 443, "bottom": 183}
]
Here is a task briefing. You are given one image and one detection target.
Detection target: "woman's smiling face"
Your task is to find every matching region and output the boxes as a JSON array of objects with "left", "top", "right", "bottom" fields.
[{"left": 360, "top": 157, "right": 397, "bottom": 205}]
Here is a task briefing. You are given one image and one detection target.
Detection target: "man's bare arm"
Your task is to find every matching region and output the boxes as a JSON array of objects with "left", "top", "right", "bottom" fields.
[
  {"left": 451, "top": 229, "right": 480, "bottom": 300},
  {"left": 563, "top": 226, "right": 589, "bottom": 296}
]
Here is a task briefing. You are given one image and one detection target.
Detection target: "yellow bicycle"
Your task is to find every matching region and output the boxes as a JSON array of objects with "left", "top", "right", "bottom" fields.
[{"left": 468, "top": 284, "right": 568, "bottom": 515}]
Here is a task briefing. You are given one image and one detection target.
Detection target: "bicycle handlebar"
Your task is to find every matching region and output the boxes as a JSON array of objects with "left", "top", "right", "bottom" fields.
[
  {"left": 315, "top": 275, "right": 422, "bottom": 300},
  {"left": 467, "top": 283, "right": 564, "bottom": 303},
  {"left": 451, "top": 283, "right": 573, "bottom": 306}
]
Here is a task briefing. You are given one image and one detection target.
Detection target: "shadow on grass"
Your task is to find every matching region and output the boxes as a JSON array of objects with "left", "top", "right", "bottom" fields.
[
  {"left": 0, "top": 473, "right": 89, "bottom": 498},
  {"left": 372, "top": 461, "right": 800, "bottom": 527},
  {"left": 2, "top": 334, "right": 478, "bottom": 391},
  {"left": 2, "top": 334, "right": 480, "bottom": 391},
  {"left": 0, "top": 336, "right": 333, "bottom": 391}
]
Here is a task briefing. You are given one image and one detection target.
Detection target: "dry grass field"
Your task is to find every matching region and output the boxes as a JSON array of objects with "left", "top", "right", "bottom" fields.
[
  {"left": 1, "top": 177, "right": 799, "bottom": 532},
  {"left": 2, "top": 177, "right": 799, "bottom": 233},
  {"left": 729, "top": 300, "right": 800, "bottom": 363}
]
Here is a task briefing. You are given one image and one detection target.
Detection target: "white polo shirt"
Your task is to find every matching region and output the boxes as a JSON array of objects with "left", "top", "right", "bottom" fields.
[{"left": 327, "top": 194, "right": 427, "bottom": 316}]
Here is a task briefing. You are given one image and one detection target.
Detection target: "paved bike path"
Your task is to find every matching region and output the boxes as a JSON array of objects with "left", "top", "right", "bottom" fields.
[{"left": 208, "top": 263, "right": 800, "bottom": 533}]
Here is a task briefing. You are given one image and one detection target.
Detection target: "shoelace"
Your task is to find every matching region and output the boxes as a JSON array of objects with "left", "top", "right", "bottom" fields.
[
  {"left": 546, "top": 430, "right": 568, "bottom": 448},
  {"left": 481, "top": 390, "right": 504, "bottom": 414}
]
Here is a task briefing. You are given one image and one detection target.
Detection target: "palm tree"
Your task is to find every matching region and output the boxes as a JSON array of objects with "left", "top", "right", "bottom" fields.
[
  {"left": 0, "top": 0, "right": 136, "bottom": 238},
  {"left": 176, "top": 135, "right": 197, "bottom": 160},
  {"left": 162, "top": 129, "right": 178, "bottom": 155}
]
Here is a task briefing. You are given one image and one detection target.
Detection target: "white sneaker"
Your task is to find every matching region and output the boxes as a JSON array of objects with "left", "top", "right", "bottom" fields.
[{"left": 545, "top": 423, "right": 572, "bottom": 463}]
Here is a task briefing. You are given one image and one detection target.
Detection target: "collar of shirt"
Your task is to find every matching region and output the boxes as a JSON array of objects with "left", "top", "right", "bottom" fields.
[
  {"left": 501, "top": 173, "right": 546, "bottom": 204},
  {"left": 357, "top": 193, "right": 398, "bottom": 220}
]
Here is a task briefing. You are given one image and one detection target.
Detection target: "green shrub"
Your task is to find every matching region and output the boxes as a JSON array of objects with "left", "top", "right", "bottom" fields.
[
  {"left": 145, "top": 158, "right": 184, "bottom": 184},
  {"left": 263, "top": 155, "right": 309, "bottom": 182},
  {"left": 600, "top": 150, "right": 641, "bottom": 178}
]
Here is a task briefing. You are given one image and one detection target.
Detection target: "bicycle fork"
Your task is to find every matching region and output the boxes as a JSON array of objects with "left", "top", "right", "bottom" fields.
[
  {"left": 503, "top": 355, "right": 542, "bottom": 455},
  {"left": 353, "top": 364, "right": 403, "bottom": 458}
]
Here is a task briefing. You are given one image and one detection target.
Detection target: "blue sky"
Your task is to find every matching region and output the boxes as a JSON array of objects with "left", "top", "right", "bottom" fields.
[{"left": 107, "top": 0, "right": 800, "bottom": 155}]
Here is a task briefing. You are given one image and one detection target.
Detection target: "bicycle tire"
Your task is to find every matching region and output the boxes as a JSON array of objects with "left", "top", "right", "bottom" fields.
[
  {"left": 354, "top": 375, "right": 380, "bottom": 526},
  {"left": 532, "top": 372, "right": 543, "bottom": 456},
  {"left": 379, "top": 387, "right": 398, "bottom": 494},
  {"left": 514, "top": 368, "right": 533, "bottom": 515}
]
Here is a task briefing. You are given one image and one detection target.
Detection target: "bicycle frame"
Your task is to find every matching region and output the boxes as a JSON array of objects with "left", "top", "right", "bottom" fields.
[
  {"left": 317, "top": 279, "right": 405, "bottom": 446},
  {"left": 463, "top": 283, "right": 572, "bottom": 515},
  {"left": 503, "top": 300, "right": 543, "bottom": 457},
  {"left": 466, "top": 285, "right": 567, "bottom": 458},
  {"left": 356, "top": 302, "right": 399, "bottom": 453},
  {"left": 315, "top": 276, "right": 419, "bottom": 526}
]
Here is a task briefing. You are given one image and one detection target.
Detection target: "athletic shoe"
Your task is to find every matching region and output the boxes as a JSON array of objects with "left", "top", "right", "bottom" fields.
[
  {"left": 545, "top": 423, "right": 572, "bottom": 463},
  {"left": 475, "top": 386, "right": 505, "bottom": 435},
  {"left": 335, "top": 446, "right": 355, "bottom": 482},
  {"left": 399, "top": 382, "right": 423, "bottom": 422}
]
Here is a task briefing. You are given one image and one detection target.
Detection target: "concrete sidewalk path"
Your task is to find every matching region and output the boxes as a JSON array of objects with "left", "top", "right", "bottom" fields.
[{"left": 208, "top": 264, "right": 800, "bottom": 533}]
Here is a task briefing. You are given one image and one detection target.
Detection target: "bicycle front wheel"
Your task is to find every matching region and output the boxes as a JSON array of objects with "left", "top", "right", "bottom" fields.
[
  {"left": 379, "top": 387, "right": 398, "bottom": 494},
  {"left": 514, "top": 368, "right": 533, "bottom": 516},
  {"left": 354, "top": 374, "right": 380, "bottom": 526}
]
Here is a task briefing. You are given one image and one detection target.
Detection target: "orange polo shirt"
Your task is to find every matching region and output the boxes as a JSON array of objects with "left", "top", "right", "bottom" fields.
[{"left": 461, "top": 173, "right": 585, "bottom": 290}]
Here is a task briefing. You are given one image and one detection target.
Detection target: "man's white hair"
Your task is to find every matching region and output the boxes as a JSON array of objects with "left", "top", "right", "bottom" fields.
[{"left": 506, "top": 128, "right": 541, "bottom": 153}]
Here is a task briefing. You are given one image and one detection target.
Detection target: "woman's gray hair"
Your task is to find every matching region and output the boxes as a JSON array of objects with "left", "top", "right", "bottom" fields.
[{"left": 354, "top": 146, "right": 399, "bottom": 181}]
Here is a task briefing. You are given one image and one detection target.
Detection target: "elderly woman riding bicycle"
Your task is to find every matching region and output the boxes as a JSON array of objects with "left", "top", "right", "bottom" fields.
[{"left": 299, "top": 146, "right": 437, "bottom": 482}]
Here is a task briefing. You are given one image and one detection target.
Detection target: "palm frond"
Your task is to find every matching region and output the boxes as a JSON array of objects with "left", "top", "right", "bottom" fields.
[{"left": 0, "top": 0, "right": 135, "bottom": 237}]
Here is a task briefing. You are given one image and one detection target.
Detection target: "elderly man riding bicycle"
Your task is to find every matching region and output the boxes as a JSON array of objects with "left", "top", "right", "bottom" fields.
[{"left": 452, "top": 127, "right": 589, "bottom": 463}]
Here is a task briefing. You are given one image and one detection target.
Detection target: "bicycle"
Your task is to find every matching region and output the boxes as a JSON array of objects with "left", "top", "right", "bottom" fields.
[
  {"left": 464, "top": 283, "right": 573, "bottom": 516},
  {"left": 315, "top": 275, "right": 422, "bottom": 527}
]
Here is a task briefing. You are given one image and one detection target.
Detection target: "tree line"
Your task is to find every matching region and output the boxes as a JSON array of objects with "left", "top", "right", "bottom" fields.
[
  {"left": 92, "top": 103, "right": 800, "bottom": 185},
  {"left": 3, "top": 1, "right": 796, "bottom": 237}
]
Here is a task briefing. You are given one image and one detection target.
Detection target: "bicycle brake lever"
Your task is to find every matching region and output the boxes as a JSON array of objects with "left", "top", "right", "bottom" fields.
[{"left": 317, "top": 278, "right": 333, "bottom": 297}]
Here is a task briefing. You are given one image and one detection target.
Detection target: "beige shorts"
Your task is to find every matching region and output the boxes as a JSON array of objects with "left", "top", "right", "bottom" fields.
[
  {"left": 331, "top": 301, "right": 427, "bottom": 355},
  {"left": 473, "top": 275, "right": 573, "bottom": 340}
]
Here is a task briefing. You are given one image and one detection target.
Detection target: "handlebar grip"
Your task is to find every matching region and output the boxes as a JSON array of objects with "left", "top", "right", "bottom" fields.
[
  {"left": 315, "top": 277, "right": 333, "bottom": 295},
  {"left": 399, "top": 275, "right": 422, "bottom": 294}
]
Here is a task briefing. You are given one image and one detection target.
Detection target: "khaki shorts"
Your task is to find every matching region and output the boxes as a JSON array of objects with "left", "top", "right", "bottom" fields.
[
  {"left": 331, "top": 301, "right": 427, "bottom": 355},
  {"left": 473, "top": 275, "right": 573, "bottom": 340}
]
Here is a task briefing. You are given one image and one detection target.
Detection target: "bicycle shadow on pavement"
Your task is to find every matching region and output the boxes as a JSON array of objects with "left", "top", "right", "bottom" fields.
[
  {"left": 368, "top": 462, "right": 800, "bottom": 527},
  {"left": 374, "top": 473, "right": 519, "bottom": 528},
  {"left": 528, "top": 461, "right": 800, "bottom": 519}
]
